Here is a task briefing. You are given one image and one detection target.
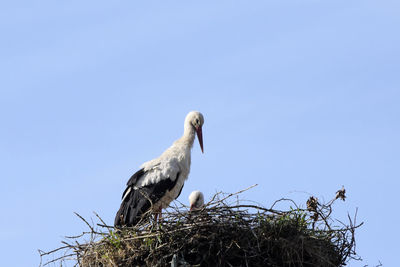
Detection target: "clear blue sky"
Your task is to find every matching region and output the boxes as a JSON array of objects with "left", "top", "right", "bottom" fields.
[{"left": 1, "top": 1, "right": 399, "bottom": 266}]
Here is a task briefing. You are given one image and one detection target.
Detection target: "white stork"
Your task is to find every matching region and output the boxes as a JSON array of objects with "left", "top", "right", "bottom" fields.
[
  {"left": 188, "top": 190, "right": 204, "bottom": 211},
  {"left": 114, "top": 111, "right": 204, "bottom": 227}
]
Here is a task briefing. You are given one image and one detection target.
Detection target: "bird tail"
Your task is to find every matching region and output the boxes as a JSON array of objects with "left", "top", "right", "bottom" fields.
[{"left": 114, "top": 188, "right": 153, "bottom": 227}]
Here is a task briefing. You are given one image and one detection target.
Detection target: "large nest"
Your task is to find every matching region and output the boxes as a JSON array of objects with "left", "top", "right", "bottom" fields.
[{"left": 40, "top": 186, "right": 362, "bottom": 267}]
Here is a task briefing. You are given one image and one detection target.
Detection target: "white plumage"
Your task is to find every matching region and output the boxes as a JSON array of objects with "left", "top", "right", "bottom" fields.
[
  {"left": 115, "top": 111, "right": 204, "bottom": 227},
  {"left": 189, "top": 190, "right": 204, "bottom": 211}
]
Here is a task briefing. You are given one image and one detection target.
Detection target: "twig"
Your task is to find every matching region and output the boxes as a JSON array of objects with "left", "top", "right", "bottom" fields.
[
  {"left": 207, "top": 184, "right": 258, "bottom": 206},
  {"left": 40, "top": 185, "right": 361, "bottom": 267}
]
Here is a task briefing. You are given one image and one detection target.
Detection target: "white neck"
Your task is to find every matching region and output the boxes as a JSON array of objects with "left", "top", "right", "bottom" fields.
[{"left": 178, "top": 121, "right": 195, "bottom": 148}]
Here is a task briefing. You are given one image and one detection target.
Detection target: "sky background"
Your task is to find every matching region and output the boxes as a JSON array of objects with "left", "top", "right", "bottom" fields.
[{"left": 1, "top": 1, "right": 399, "bottom": 266}]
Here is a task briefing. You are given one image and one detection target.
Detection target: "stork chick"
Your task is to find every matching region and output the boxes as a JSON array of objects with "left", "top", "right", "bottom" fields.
[
  {"left": 114, "top": 111, "right": 205, "bottom": 227},
  {"left": 189, "top": 190, "right": 204, "bottom": 211}
]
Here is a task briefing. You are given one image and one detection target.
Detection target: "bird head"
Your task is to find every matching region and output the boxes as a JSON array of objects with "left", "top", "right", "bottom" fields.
[
  {"left": 185, "top": 111, "right": 204, "bottom": 153},
  {"left": 189, "top": 190, "right": 205, "bottom": 211}
]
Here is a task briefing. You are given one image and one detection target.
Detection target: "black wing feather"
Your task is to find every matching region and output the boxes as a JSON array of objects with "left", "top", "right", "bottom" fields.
[
  {"left": 120, "top": 168, "right": 145, "bottom": 199},
  {"left": 114, "top": 171, "right": 181, "bottom": 227}
]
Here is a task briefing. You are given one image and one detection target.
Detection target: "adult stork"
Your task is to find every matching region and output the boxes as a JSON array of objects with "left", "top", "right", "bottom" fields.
[
  {"left": 114, "top": 111, "right": 204, "bottom": 227},
  {"left": 189, "top": 190, "right": 204, "bottom": 211}
]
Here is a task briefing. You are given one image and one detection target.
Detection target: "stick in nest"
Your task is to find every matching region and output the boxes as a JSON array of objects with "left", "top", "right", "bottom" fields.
[{"left": 39, "top": 185, "right": 362, "bottom": 267}]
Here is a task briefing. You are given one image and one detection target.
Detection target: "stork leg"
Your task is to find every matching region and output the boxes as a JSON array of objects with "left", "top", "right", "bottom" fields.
[
  {"left": 154, "top": 207, "right": 162, "bottom": 222},
  {"left": 158, "top": 208, "right": 163, "bottom": 221}
]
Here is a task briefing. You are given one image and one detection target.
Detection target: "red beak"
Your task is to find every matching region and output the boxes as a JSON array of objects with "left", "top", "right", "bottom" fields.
[
  {"left": 190, "top": 205, "right": 194, "bottom": 211},
  {"left": 196, "top": 126, "right": 204, "bottom": 153}
]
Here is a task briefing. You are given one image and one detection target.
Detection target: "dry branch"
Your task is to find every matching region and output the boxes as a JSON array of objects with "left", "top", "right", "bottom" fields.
[{"left": 39, "top": 187, "right": 361, "bottom": 267}]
